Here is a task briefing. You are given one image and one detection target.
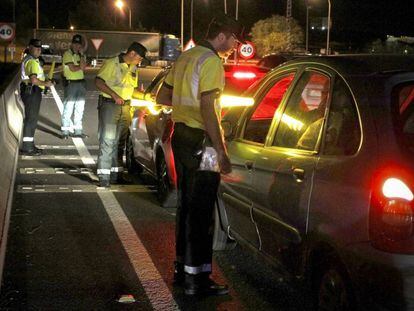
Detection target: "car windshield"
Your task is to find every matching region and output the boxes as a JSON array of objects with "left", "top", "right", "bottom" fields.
[{"left": 393, "top": 82, "right": 414, "bottom": 153}]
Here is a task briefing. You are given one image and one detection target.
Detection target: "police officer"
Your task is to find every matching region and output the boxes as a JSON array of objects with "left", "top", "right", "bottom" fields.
[
  {"left": 95, "top": 42, "right": 147, "bottom": 187},
  {"left": 156, "top": 15, "right": 243, "bottom": 296},
  {"left": 61, "top": 34, "right": 87, "bottom": 139},
  {"left": 20, "top": 38, "right": 53, "bottom": 155}
]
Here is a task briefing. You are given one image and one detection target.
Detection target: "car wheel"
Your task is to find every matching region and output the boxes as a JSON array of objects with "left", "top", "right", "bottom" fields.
[
  {"left": 156, "top": 155, "right": 175, "bottom": 207},
  {"left": 212, "top": 198, "right": 237, "bottom": 251},
  {"left": 126, "top": 134, "right": 143, "bottom": 175},
  {"left": 314, "top": 262, "right": 354, "bottom": 311}
]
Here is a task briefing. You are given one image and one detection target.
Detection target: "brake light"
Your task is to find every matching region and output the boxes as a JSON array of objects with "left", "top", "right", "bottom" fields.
[
  {"left": 370, "top": 174, "right": 414, "bottom": 254},
  {"left": 382, "top": 178, "right": 414, "bottom": 201},
  {"left": 232, "top": 71, "right": 256, "bottom": 79}
]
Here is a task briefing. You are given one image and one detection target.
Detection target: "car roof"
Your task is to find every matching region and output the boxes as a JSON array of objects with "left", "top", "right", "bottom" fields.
[{"left": 283, "top": 54, "right": 414, "bottom": 76}]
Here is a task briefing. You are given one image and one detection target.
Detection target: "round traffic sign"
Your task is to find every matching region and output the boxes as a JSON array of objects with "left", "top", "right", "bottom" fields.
[
  {"left": 238, "top": 41, "right": 256, "bottom": 60},
  {"left": 0, "top": 23, "right": 15, "bottom": 41}
]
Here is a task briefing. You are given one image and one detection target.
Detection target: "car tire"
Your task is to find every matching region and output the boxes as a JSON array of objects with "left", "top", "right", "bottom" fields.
[
  {"left": 156, "top": 154, "right": 176, "bottom": 207},
  {"left": 126, "top": 134, "right": 143, "bottom": 175},
  {"left": 212, "top": 198, "right": 237, "bottom": 251},
  {"left": 313, "top": 260, "right": 355, "bottom": 311}
]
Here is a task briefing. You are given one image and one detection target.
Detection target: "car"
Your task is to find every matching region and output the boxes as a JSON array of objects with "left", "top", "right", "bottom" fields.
[
  {"left": 127, "top": 64, "right": 268, "bottom": 207},
  {"left": 257, "top": 53, "right": 308, "bottom": 69},
  {"left": 40, "top": 45, "right": 62, "bottom": 64},
  {"left": 214, "top": 54, "right": 414, "bottom": 310}
]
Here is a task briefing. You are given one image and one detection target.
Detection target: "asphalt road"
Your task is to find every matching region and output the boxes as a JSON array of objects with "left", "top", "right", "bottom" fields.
[{"left": 0, "top": 69, "right": 305, "bottom": 310}]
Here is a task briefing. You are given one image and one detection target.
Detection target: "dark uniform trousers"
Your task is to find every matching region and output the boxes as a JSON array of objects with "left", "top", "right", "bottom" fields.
[
  {"left": 172, "top": 122, "right": 220, "bottom": 275},
  {"left": 97, "top": 96, "right": 131, "bottom": 180},
  {"left": 20, "top": 83, "right": 42, "bottom": 152}
]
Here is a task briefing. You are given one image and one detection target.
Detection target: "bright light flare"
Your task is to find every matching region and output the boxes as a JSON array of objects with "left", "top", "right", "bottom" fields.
[
  {"left": 233, "top": 71, "right": 257, "bottom": 79},
  {"left": 115, "top": 0, "right": 124, "bottom": 9},
  {"left": 382, "top": 178, "right": 414, "bottom": 201},
  {"left": 220, "top": 95, "right": 254, "bottom": 107},
  {"left": 281, "top": 114, "right": 304, "bottom": 131}
]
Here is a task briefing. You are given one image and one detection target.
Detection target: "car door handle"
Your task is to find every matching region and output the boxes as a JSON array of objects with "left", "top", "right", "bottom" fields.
[
  {"left": 244, "top": 160, "right": 254, "bottom": 170},
  {"left": 292, "top": 168, "right": 305, "bottom": 182}
]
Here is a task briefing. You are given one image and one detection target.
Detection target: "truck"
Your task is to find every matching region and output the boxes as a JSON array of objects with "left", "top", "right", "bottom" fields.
[{"left": 34, "top": 28, "right": 180, "bottom": 64}]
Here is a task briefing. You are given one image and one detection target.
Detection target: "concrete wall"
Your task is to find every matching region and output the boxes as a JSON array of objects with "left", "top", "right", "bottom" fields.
[{"left": 0, "top": 64, "right": 24, "bottom": 284}]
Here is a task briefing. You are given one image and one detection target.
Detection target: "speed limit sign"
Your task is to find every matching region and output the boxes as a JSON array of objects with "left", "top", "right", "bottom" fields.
[
  {"left": 238, "top": 41, "right": 256, "bottom": 60},
  {"left": 0, "top": 23, "right": 16, "bottom": 41}
]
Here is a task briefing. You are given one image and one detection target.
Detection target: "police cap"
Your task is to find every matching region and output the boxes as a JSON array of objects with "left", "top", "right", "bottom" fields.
[
  {"left": 207, "top": 14, "right": 246, "bottom": 44},
  {"left": 29, "top": 38, "right": 42, "bottom": 48},
  {"left": 127, "top": 41, "right": 148, "bottom": 59},
  {"left": 72, "top": 34, "right": 82, "bottom": 44}
]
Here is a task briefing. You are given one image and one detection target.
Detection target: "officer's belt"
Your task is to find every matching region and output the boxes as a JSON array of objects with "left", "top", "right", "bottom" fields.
[
  {"left": 67, "top": 79, "right": 85, "bottom": 83},
  {"left": 101, "top": 96, "right": 131, "bottom": 105}
]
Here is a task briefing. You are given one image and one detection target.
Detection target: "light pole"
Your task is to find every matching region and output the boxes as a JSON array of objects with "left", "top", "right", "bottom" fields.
[
  {"left": 235, "top": 0, "right": 239, "bottom": 20},
  {"left": 190, "top": 0, "right": 194, "bottom": 39},
  {"left": 224, "top": 0, "right": 227, "bottom": 14},
  {"left": 306, "top": 5, "right": 310, "bottom": 53},
  {"left": 115, "top": 0, "right": 132, "bottom": 29},
  {"left": 36, "top": 0, "right": 39, "bottom": 29},
  {"left": 181, "top": 0, "right": 184, "bottom": 50},
  {"left": 326, "top": 0, "right": 331, "bottom": 55}
]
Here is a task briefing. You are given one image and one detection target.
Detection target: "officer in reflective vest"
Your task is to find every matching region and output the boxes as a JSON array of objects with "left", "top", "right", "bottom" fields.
[
  {"left": 95, "top": 42, "right": 148, "bottom": 187},
  {"left": 156, "top": 14, "right": 244, "bottom": 296},
  {"left": 20, "top": 38, "right": 53, "bottom": 155},
  {"left": 61, "top": 34, "right": 87, "bottom": 139}
]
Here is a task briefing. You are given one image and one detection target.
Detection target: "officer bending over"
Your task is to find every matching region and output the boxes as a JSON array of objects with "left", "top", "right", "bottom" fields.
[
  {"left": 95, "top": 42, "right": 147, "bottom": 187},
  {"left": 20, "top": 38, "right": 53, "bottom": 156}
]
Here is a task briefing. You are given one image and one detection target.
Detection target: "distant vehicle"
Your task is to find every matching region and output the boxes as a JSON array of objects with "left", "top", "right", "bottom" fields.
[
  {"left": 40, "top": 45, "right": 62, "bottom": 64},
  {"left": 215, "top": 54, "right": 414, "bottom": 310}
]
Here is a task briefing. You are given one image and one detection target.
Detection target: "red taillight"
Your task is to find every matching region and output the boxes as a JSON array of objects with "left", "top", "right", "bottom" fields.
[
  {"left": 370, "top": 176, "right": 414, "bottom": 253},
  {"left": 232, "top": 71, "right": 257, "bottom": 80}
]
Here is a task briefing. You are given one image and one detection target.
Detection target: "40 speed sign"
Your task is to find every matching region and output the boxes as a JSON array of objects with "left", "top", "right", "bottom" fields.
[
  {"left": 0, "top": 23, "right": 16, "bottom": 41},
  {"left": 238, "top": 41, "right": 256, "bottom": 60}
]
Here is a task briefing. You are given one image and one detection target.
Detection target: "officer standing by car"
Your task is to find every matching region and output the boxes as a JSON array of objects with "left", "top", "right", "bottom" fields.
[
  {"left": 20, "top": 38, "right": 53, "bottom": 155},
  {"left": 61, "top": 34, "right": 87, "bottom": 139},
  {"left": 156, "top": 14, "right": 243, "bottom": 296},
  {"left": 95, "top": 42, "right": 147, "bottom": 187}
]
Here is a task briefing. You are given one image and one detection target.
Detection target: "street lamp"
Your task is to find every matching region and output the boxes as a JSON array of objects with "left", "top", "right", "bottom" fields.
[
  {"left": 115, "top": 0, "right": 132, "bottom": 30},
  {"left": 305, "top": 4, "right": 310, "bottom": 53},
  {"left": 235, "top": 0, "right": 239, "bottom": 20},
  {"left": 36, "top": 0, "right": 39, "bottom": 29},
  {"left": 326, "top": 0, "right": 331, "bottom": 55}
]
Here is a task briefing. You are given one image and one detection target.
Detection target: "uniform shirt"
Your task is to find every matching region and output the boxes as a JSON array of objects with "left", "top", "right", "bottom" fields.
[
  {"left": 63, "top": 49, "right": 84, "bottom": 80},
  {"left": 97, "top": 54, "right": 138, "bottom": 100},
  {"left": 22, "top": 55, "right": 46, "bottom": 90},
  {"left": 164, "top": 41, "right": 225, "bottom": 130}
]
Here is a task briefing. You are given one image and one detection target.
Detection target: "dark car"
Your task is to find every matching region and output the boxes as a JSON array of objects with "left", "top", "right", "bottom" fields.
[
  {"left": 214, "top": 55, "right": 414, "bottom": 310},
  {"left": 127, "top": 64, "right": 268, "bottom": 207},
  {"left": 257, "top": 53, "right": 308, "bottom": 69}
]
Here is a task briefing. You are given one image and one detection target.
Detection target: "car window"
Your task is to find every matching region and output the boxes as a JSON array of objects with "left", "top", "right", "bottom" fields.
[
  {"left": 392, "top": 82, "right": 414, "bottom": 153},
  {"left": 243, "top": 73, "right": 295, "bottom": 144},
  {"left": 273, "top": 71, "right": 330, "bottom": 151},
  {"left": 323, "top": 78, "right": 361, "bottom": 155}
]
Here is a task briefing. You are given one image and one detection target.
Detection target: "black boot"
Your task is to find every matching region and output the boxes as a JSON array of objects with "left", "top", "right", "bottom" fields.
[
  {"left": 173, "top": 261, "right": 185, "bottom": 286},
  {"left": 184, "top": 273, "right": 229, "bottom": 296}
]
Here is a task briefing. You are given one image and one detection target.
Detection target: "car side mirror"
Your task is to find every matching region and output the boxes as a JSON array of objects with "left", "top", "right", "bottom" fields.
[{"left": 221, "top": 120, "right": 233, "bottom": 140}]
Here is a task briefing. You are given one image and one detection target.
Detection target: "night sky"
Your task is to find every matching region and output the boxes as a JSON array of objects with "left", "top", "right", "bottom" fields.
[{"left": 3, "top": 0, "right": 414, "bottom": 45}]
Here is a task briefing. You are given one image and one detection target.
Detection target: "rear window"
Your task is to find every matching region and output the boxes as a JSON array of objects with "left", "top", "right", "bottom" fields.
[{"left": 393, "top": 83, "right": 414, "bottom": 153}]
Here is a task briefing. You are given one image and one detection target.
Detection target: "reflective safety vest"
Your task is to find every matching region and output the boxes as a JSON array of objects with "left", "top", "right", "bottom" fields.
[
  {"left": 63, "top": 49, "right": 84, "bottom": 80},
  {"left": 97, "top": 54, "right": 138, "bottom": 100},
  {"left": 164, "top": 44, "right": 225, "bottom": 130},
  {"left": 21, "top": 54, "right": 46, "bottom": 89}
]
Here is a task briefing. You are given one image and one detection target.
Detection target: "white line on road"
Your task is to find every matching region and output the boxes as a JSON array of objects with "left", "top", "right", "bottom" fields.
[{"left": 73, "top": 137, "right": 179, "bottom": 311}]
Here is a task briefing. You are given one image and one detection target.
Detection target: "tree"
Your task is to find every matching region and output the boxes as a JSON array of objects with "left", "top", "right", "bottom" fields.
[{"left": 250, "top": 15, "right": 304, "bottom": 56}]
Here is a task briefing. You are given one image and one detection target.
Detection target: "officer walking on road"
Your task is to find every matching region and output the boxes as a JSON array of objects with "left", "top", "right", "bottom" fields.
[
  {"left": 61, "top": 34, "right": 88, "bottom": 139},
  {"left": 20, "top": 38, "right": 53, "bottom": 155},
  {"left": 156, "top": 15, "right": 244, "bottom": 296},
  {"left": 95, "top": 42, "right": 148, "bottom": 187}
]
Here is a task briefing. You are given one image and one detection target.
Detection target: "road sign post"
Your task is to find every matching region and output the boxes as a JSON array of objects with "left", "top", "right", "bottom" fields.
[
  {"left": 91, "top": 38, "right": 104, "bottom": 65},
  {"left": 0, "top": 23, "right": 16, "bottom": 62},
  {"left": 238, "top": 41, "right": 256, "bottom": 60}
]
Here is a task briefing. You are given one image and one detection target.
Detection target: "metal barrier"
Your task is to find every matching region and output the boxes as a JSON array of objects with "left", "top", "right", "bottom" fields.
[{"left": 0, "top": 64, "right": 24, "bottom": 285}]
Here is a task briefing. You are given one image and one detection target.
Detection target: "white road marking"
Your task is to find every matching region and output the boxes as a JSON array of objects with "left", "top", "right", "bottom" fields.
[
  {"left": 17, "top": 184, "right": 154, "bottom": 193},
  {"left": 37, "top": 145, "right": 99, "bottom": 150},
  {"left": 73, "top": 136, "right": 179, "bottom": 311}
]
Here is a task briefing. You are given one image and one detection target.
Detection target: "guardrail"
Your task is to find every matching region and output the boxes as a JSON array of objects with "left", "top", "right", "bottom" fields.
[{"left": 0, "top": 64, "right": 24, "bottom": 285}]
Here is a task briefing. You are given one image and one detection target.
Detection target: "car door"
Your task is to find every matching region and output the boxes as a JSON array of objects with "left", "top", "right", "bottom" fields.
[
  {"left": 252, "top": 69, "right": 332, "bottom": 264},
  {"left": 134, "top": 70, "right": 168, "bottom": 172},
  {"left": 222, "top": 70, "right": 296, "bottom": 249}
]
